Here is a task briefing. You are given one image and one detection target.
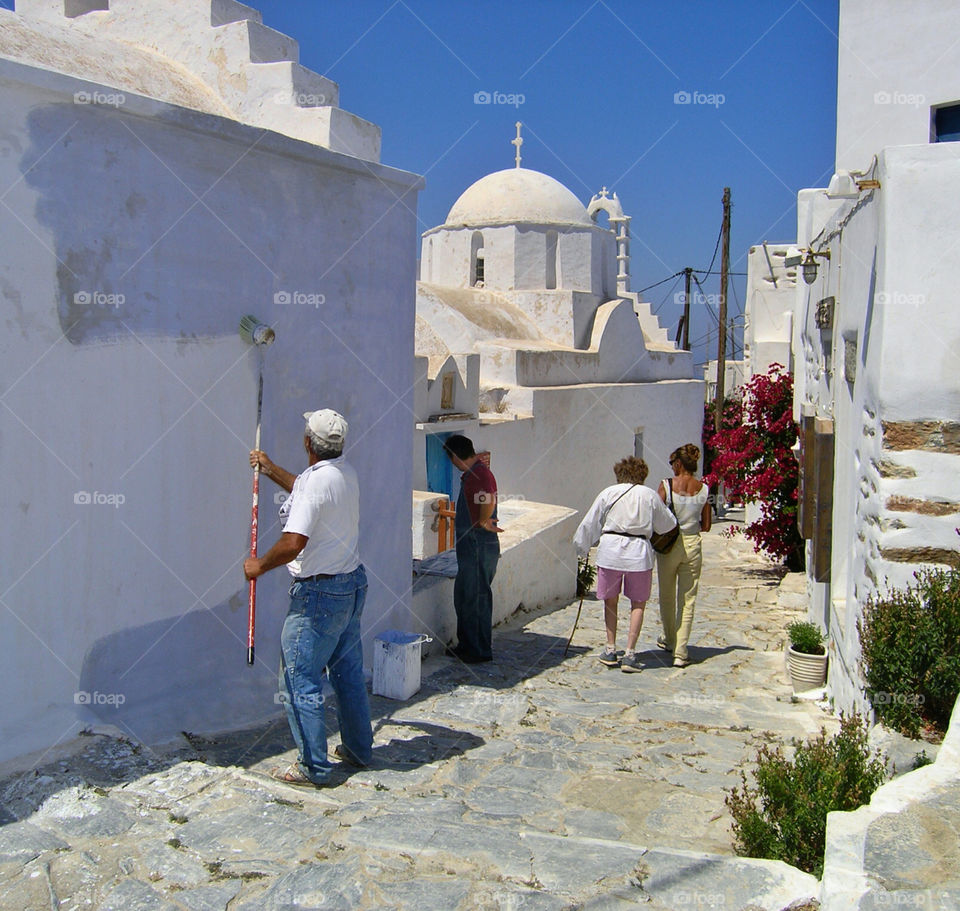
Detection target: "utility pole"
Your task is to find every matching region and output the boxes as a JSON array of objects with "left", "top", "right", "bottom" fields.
[
  {"left": 682, "top": 267, "right": 692, "bottom": 350},
  {"left": 714, "top": 187, "right": 731, "bottom": 432}
]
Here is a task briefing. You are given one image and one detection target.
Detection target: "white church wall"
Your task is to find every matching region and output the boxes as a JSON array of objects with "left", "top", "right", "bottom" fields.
[
  {"left": 555, "top": 227, "right": 598, "bottom": 293},
  {"left": 474, "top": 380, "right": 704, "bottom": 518},
  {"left": 795, "top": 141, "right": 960, "bottom": 716},
  {"left": 0, "top": 59, "right": 421, "bottom": 762},
  {"left": 836, "top": 0, "right": 960, "bottom": 173}
]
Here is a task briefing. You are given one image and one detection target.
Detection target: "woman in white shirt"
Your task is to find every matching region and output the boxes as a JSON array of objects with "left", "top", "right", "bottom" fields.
[
  {"left": 656, "top": 443, "right": 711, "bottom": 668},
  {"left": 574, "top": 457, "right": 679, "bottom": 673}
]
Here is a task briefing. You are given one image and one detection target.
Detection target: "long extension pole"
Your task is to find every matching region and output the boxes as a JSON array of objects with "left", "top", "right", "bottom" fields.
[{"left": 248, "top": 347, "right": 264, "bottom": 666}]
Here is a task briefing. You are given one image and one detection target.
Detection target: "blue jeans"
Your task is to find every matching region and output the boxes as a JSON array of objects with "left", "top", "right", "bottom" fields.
[
  {"left": 279, "top": 565, "right": 372, "bottom": 783},
  {"left": 453, "top": 528, "right": 500, "bottom": 660}
]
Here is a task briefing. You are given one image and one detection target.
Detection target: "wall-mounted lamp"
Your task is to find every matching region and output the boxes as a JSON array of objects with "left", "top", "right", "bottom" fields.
[{"left": 802, "top": 250, "right": 831, "bottom": 284}]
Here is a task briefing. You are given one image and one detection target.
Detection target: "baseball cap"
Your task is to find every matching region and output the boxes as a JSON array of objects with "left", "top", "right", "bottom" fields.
[{"left": 303, "top": 409, "right": 348, "bottom": 447}]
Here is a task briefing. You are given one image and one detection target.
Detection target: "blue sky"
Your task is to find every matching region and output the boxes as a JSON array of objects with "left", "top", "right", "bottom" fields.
[{"left": 258, "top": 0, "right": 839, "bottom": 366}]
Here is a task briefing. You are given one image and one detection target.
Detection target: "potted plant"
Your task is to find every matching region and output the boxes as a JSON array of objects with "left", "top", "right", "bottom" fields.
[{"left": 787, "top": 620, "right": 828, "bottom": 692}]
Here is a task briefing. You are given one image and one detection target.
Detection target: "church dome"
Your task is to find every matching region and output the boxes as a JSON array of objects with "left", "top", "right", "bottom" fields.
[{"left": 444, "top": 168, "right": 592, "bottom": 228}]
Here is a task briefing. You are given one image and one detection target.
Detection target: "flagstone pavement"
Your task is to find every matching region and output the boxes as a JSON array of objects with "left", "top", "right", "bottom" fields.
[{"left": 0, "top": 515, "right": 850, "bottom": 910}]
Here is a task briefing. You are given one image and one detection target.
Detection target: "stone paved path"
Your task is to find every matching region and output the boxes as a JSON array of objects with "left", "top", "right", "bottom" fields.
[{"left": 0, "top": 516, "right": 836, "bottom": 910}]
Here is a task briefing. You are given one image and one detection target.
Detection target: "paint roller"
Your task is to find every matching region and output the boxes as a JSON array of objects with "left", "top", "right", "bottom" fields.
[{"left": 239, "top": 315, "right": 275, "bottom": 666}]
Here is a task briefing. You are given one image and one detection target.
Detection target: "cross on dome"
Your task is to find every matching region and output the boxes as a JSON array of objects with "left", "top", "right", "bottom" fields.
[{"left": 511, "top": 122, "right": 523, "bottom": 168}]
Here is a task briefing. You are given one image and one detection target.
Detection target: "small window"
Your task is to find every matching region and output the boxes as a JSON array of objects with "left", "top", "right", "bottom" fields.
[
  {"left": 440, "top": 373, "right": 455, "bottom": 409},
  {"left": 933, "top": 103, "right": 960, "bottom": 142},
  {"left": 470, "top": 231, "right": 484, "bottom": 286},
  {"left": 546, "top": 230, "right": 557, "bottom": 289}
]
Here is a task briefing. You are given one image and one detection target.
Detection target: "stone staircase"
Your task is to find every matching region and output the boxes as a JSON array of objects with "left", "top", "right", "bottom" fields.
[
  {"left": 10, "top": 0, "right": 380, "bottom": 160},
  {"left": 622, "top": 289, "right": 674, "bottom": 349}
]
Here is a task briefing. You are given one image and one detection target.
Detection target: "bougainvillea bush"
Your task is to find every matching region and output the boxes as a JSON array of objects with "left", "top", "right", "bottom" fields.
[{"left": 705, "top": 365, "right": 804, "bottom": 569}]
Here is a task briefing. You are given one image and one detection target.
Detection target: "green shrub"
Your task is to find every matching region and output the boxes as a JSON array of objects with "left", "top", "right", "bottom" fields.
[
  {"left": 787, "top": 620, "right": 825, "bottom": 655},
  {"left": 577, "top": 557, "right": 596, "bottom": 597},
  {"left": 726, "top": 715, "right": 886, "bottom": 877},
  {"left": 858, "top": 564, "right": 960, "bottom": 738}
]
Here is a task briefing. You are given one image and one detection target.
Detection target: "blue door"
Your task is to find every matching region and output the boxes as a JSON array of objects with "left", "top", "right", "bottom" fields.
[{"left": 425, "top": 432, "right": 453, "bottom": 497}]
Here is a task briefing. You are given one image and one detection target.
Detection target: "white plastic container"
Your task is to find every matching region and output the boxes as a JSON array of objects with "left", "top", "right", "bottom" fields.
[{"left": 372, "top": 630, "right": 431, "bottom": 700}]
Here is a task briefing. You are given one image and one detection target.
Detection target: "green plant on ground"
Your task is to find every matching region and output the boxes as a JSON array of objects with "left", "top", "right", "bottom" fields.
[
  {"left": 577, "top": 557, "right": 596, "bottom": 596},
  {"left": 787, "top": 620, "right": 826, "bottom": 655},
  {"left": 912, "top": 750, "right": 933, "bottom": 770},
  {"left": 858, "top": 559, "right": 960, "bottom": 739},
  {"left": 725, "top": 714, "right": 886, "bottom": 877}
]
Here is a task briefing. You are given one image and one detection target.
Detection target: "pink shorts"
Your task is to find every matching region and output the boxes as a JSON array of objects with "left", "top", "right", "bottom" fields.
[{"left": 596, "top": 566, "right": 652, "bottom": 602}]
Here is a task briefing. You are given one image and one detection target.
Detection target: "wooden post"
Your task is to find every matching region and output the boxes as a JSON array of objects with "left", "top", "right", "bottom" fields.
[
  {"left": 437, "top": 499, "right": 457, "bottom": 553},
  {"left": 682, "top": 267, "right": 692, "bottom": 350},
  {"left": 714, "top": 187, "right": 731, "bottom": 432}
]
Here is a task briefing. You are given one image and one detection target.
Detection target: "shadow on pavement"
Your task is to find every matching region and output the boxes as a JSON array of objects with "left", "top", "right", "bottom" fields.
[{"left": 0, "top": 627, "right": 579, "bottom": 825}]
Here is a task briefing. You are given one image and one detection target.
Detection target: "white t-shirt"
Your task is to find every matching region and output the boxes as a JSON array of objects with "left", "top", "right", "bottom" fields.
[
  {"left": 574, "top": 483, "right": 678, "bottom": 572},
  {"left": 660, "top": 478, "right": 710, "bottom": 534},
  {"left": 279, "top": 457, "right": 361, "bottom": 577}
]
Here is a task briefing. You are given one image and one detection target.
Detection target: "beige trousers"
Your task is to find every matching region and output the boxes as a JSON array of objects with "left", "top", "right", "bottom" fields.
[{"left": 656, "top": 532, "right": 703, "bottom": 661}]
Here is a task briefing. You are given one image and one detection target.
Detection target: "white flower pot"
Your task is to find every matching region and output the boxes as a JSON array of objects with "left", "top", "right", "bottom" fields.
[{"left": 787, "top": 645, "right": 828, "bottom": 693}]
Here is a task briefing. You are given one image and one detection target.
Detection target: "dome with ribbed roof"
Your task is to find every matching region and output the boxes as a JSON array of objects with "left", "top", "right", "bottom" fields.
[{"left": 444, "top": 168, "right": 591, "bottom": 228}]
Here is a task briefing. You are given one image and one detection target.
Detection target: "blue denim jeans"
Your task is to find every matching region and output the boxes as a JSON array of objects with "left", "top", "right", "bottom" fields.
[
  {"left": 279, "top": 565, "right": 372, "bottom": 783},
  {"left": 453, "top": 528, "right": 500, "bottom": 660}
]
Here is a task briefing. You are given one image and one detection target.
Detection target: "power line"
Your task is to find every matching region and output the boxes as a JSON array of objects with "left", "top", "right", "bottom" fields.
[
  {"left": 635, "top": 271, "right": 684, "bottom": 295},
  {"left": 692, "top": 269, "right": 747, "bottom": 277},
  {"left": 652, "top": 275, "right": 684, "bottom": 315},
  {"left": 692, "top": 273, "right": 720, "bottom": 326},
  {"left": 704, "top": 222, "right": 723, "bottom": 277}
]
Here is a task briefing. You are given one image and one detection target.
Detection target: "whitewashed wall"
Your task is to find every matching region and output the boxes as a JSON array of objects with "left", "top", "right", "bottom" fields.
[
  {"left": 796, "top": 142, "right": 960, "bottom": 714},
  {"left": 744, "top": 243, "right": 797, "bottom": 380},
  {"left": 837, "top": 0, "right": 960, "bottom": 172},
  {"left": 0, "top": 59, "right": 421, "bottom": 762},
  {"left": 471, "top": 380, "right": 704, "bottom": 519}
]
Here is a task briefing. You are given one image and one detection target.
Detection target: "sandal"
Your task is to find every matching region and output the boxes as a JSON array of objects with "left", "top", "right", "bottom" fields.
[{"left": 269, "top": 764, "right": 327, "bottom": 788}]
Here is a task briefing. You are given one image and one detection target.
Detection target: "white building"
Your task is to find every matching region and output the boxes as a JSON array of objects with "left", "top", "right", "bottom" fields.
[
  {"left": 791, "top": 0, "right": 960, "bottom": 714},
  {"left": 743, "top": 243, "right": 797, "bottom": 381},
  {"left": 0, "top": 0, "right": 421, "bottom": 762},
  {"left": 414, "top": 161, "right": 704, "bottom": 520}
]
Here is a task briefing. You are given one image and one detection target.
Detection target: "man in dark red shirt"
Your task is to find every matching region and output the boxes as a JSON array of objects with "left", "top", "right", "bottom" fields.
[{"left": 443, "top": 435, "right": 502, "bottom": 662}]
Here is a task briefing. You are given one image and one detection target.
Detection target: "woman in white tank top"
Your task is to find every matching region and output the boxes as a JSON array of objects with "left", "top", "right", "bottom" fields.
[{"left": 656, "top": 443, "right": 711, "bottom": 667}]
